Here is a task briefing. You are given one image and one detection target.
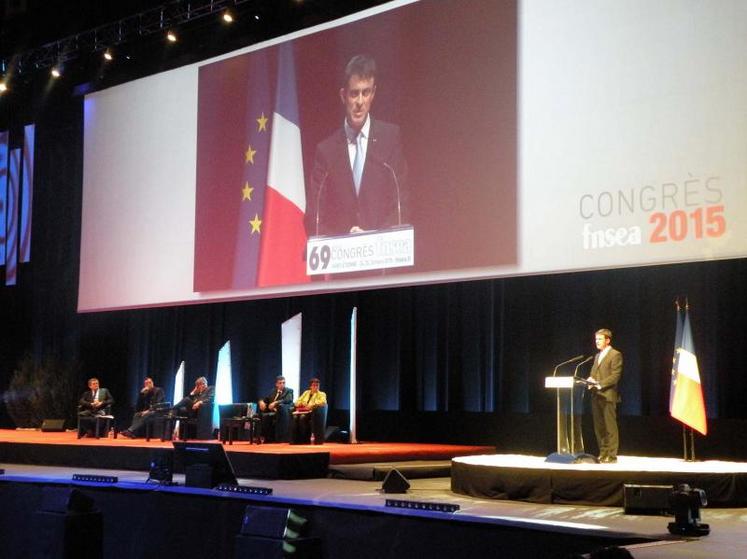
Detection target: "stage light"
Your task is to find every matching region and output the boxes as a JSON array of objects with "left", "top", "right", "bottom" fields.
[
  {"left": 166, "top": 30, "right": 178, "bottom": 43},
  {"left": 51, "top": 67, "right": 62, "bottom": 78},
  {"left": 217, "top": 484, "right": 273, "bottom": 495},
  {"left": 222, "top": 10, "right": 234, "bottom": 23},
  {"left": 667, "top": 483, "right": 710, "bottom": 536},
  {"left": 103, "top": 49, "right": 113, "bottom": 61},
  {"left": 72, "top": 473, "right": 118, "bottom": 484},
  {"left": 0, "top": 81, "right": 7, "bottom": 93},
  {"left": 254, "top": 14, "right": 260, "bottom": 21},
  {"left": 385, "top": 499, "right": 460, "bottom": 513}
]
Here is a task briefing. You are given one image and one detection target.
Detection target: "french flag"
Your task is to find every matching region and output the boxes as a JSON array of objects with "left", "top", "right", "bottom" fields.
[
  {"left": 258, "top": 44, "right": 309, "bottom": 286},
  {"left": 670, "top": 307, "right": 707, "bottom": 435}
]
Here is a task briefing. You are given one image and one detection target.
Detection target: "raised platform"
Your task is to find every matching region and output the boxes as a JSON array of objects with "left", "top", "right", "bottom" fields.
[
  {"left": 0, "top": 463, "right": 660, "bottom": 559},
  {"left": 451, "top": 453, "right": 747, "bottom": 507},
  {"left": 0, "top": 429, "right": 493, "bottom": 479}
]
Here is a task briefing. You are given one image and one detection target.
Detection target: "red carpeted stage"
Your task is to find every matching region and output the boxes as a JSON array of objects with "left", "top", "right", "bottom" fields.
[
  {"left": 0, "top": 429, "right": 494, "bottom": 479},
  {"left": 451, "top": 453, "right": 747, "bottom": 507}
]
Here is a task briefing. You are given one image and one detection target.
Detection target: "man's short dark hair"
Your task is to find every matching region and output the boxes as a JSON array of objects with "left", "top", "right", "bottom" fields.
[
  {"left": 275, "top": 376, "right": 286, "bottom": 383},
  {"left": 88, "top": 377, "right": 99, "bottom": 385},
  {"left": 343, "top": 54, "right": 376, "bottom": 88},
  {"left": 309, "top": 377, "right": 321, "bottom": 386},
  {"left": 596, "top": 328, "right": 613, "bottom": 340}
]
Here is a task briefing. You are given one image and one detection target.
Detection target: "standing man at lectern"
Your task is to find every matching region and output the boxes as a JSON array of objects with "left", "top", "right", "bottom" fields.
[
  {"left": 305, "top": 54, "right": 408, "bottom": 237},
  {"left": 587, "top": 328, "right": 623, "bottom": 463}
]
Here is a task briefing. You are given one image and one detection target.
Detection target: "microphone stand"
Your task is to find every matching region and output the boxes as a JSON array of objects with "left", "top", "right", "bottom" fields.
[
  {"left": 552, "top": 355, "right": 585, "bottom": 377},
  {"left": 380, "top": 161, "right": 402, "bottom": 226},
  {"left": 314, "top": 170, "right": 329, "bottom": 237}
]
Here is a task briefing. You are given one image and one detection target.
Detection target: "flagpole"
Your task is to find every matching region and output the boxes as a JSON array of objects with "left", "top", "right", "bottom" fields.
[{"left": 690, "top": 427, "right": 696, "bottom": 461}]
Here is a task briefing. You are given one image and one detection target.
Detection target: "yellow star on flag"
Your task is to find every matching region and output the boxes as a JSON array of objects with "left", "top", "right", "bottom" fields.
[
  {"left": 249, "top": 214, "right": 262, "bottom": 234},
  {"left": 245, "top": 144, "right": 257, "bottom": 164},
  {"left": 242, "top": 182, "right": 254, "bottom": 201},
  {"left": 257, "top": 112, "right": 269, "bottom": 132}
]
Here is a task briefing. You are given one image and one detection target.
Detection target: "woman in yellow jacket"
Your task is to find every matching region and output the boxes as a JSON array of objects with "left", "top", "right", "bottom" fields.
[{"left": 290, "top": 378, "right": 327, "bottom": 445}]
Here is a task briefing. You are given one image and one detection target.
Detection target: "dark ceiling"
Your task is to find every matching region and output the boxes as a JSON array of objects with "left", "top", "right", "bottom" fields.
[{"left": 0, "top": 0, "right": 384, "bottom": 121}]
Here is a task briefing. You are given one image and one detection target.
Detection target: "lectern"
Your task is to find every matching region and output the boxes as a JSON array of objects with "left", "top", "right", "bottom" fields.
[{"left": 545, "top": 375, "right": 597, "bottom": 463}]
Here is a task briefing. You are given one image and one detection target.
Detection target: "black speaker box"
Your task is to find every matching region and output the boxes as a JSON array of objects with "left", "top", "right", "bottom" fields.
[
  {"left": 185, "top": 463, "right": 214, "bottom": 489},
  {"left": 623, "top": 484, "right": 673, "bottom": 515},
  {"left": 381, "top": 468, "right": 410, "bottom": 494},
  {"left": 41, "top": 419, "right": 66, "bottom": 432},
  {"left": 241, "top": 506, "right": 292, "bottom": 538},
  {"left": 324, "top": 426, "right": 350, "bottom": 443}
]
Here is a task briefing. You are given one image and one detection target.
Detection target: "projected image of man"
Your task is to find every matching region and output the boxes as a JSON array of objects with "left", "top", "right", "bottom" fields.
[{"left": 306, "top": 54, "right": 408, "bottom": 237}]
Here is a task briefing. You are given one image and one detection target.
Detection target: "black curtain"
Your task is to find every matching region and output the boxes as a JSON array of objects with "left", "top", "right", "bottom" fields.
[{"left": 1, "top": 98, "right": 746, "bottom": 437}]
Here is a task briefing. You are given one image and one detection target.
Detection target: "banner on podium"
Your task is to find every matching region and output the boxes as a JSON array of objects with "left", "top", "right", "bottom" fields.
[{"left": 306, "top": 226, "right": 414, "bottom": 276}]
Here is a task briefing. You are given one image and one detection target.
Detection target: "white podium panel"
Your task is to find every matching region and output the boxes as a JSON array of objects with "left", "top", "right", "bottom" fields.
[{"left": 306, "top": 225, "right": 414, "bottom": 275}]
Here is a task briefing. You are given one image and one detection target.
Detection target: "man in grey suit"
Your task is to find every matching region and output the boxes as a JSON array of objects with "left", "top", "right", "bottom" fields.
[{"left": 587, "top": 328, "right": 623, "bottom": 463}]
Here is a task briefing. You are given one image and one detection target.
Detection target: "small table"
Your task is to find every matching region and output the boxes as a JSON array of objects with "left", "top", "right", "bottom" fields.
[
  {"left": 145, "top": 414, "right": 178, "bottom": 442},
  {"left": 220, "top": 417, "right": 261, "bottom": 445}
]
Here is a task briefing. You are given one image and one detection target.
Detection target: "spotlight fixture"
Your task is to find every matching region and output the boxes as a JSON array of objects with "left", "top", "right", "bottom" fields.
[
  {"left": 0, "top": 81, "right": 7, "bottom": 93},
  {"left": 51, "top": 67, "right": 62, "bottom": 78},
  {"left": 166, "top": 30, "right": 178, "bottom": 43},
  {"left": 222, "top": 11, "right": 234, "bottom": 23},
  {"left": 103, "top": 49, "right": 113, "bottom": 61}
]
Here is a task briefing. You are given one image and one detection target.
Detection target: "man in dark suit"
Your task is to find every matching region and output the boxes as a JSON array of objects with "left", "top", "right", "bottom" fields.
[
  {"left": 305, "top": 54, "right": 408, "bottom": 238},
  {"left": 120, "top": 377, "right": 166, "bottom": 438},
  {"left": 587, "top": 328, "right": 623, "bottom": 463},
  {"left": 174, "top": 376, "right": 214, "bottom": 418},
  {"left": 78, "top": 377, "right": 114, "bottom": 417},
  {"left": 258, "top": 375, "right": 294, "bottom": 442},
  {"left": 78, "top": 377, "right": 115, "bottom": 437}
]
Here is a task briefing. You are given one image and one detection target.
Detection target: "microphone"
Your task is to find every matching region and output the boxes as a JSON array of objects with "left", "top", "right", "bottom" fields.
[
  {"left": 367, "top": 152, "right": 402, "bottom": 226},
  {"left": 551, "top": 354, "right": 585, "bottom": 376},
  {"left": 314, "top": 169, "right": 330, "bottom": 237}
]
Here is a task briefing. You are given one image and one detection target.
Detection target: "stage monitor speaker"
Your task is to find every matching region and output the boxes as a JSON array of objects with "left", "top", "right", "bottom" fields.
[
  {"left": 381, "top": 468, "right": 410, "bottom": 494},
  {"left": 41, "top": 419, "right": 66, "bottom": 432},
  {"left": 324, "top": 426, "right": 349, "bottom": 443},
  {"left": 623, "top": 484, "right": 673, "bottom": 515},
  {"left": 240, "top": 505, "right": 308, "bottom": 539}
]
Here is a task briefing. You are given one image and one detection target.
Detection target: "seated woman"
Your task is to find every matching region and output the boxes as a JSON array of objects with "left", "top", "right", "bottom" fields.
[{"left": 290, "top": 378, "right": 327, "bottom": 445}]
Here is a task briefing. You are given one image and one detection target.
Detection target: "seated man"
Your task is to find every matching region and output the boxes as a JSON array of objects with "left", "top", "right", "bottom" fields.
[
  {"left": 173, "top": 376, "right": 215, "bottom": 439},
  {"left": 290, "top": 378, "right": 327, "bottom": 445},
  {"left": 120, "top": 377, "right": 165, "bottom": 438},
  {"left": 78, "top": 377, "right": 115, "bottom": 437},
  {"left": 258, "top": 376, "right": 294, "bottom": 443},
  {"left": 174, "top": 376, "right": 214, "bottom": 417}
]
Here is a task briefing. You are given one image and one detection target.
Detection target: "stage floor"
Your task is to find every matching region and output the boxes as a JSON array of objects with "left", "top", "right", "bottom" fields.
[
  {"left": 451, "top": 453, "right": 747, "bottom": 507},
  {"left": 0, "top": 429, "right": 494, "bottom": 479},
  {"left": 2, "top": 462, "right": 747, "bottom": 559}
]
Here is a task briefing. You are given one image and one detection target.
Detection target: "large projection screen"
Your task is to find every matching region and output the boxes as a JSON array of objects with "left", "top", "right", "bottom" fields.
[{"left": 79, "top": 0, "right": 747, "bottom": 312}]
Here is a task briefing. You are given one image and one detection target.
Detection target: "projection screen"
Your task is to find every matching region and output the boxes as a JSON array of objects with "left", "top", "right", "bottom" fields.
[{"left": 79, "top": 0, "right": 747, "bottom": 311}]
